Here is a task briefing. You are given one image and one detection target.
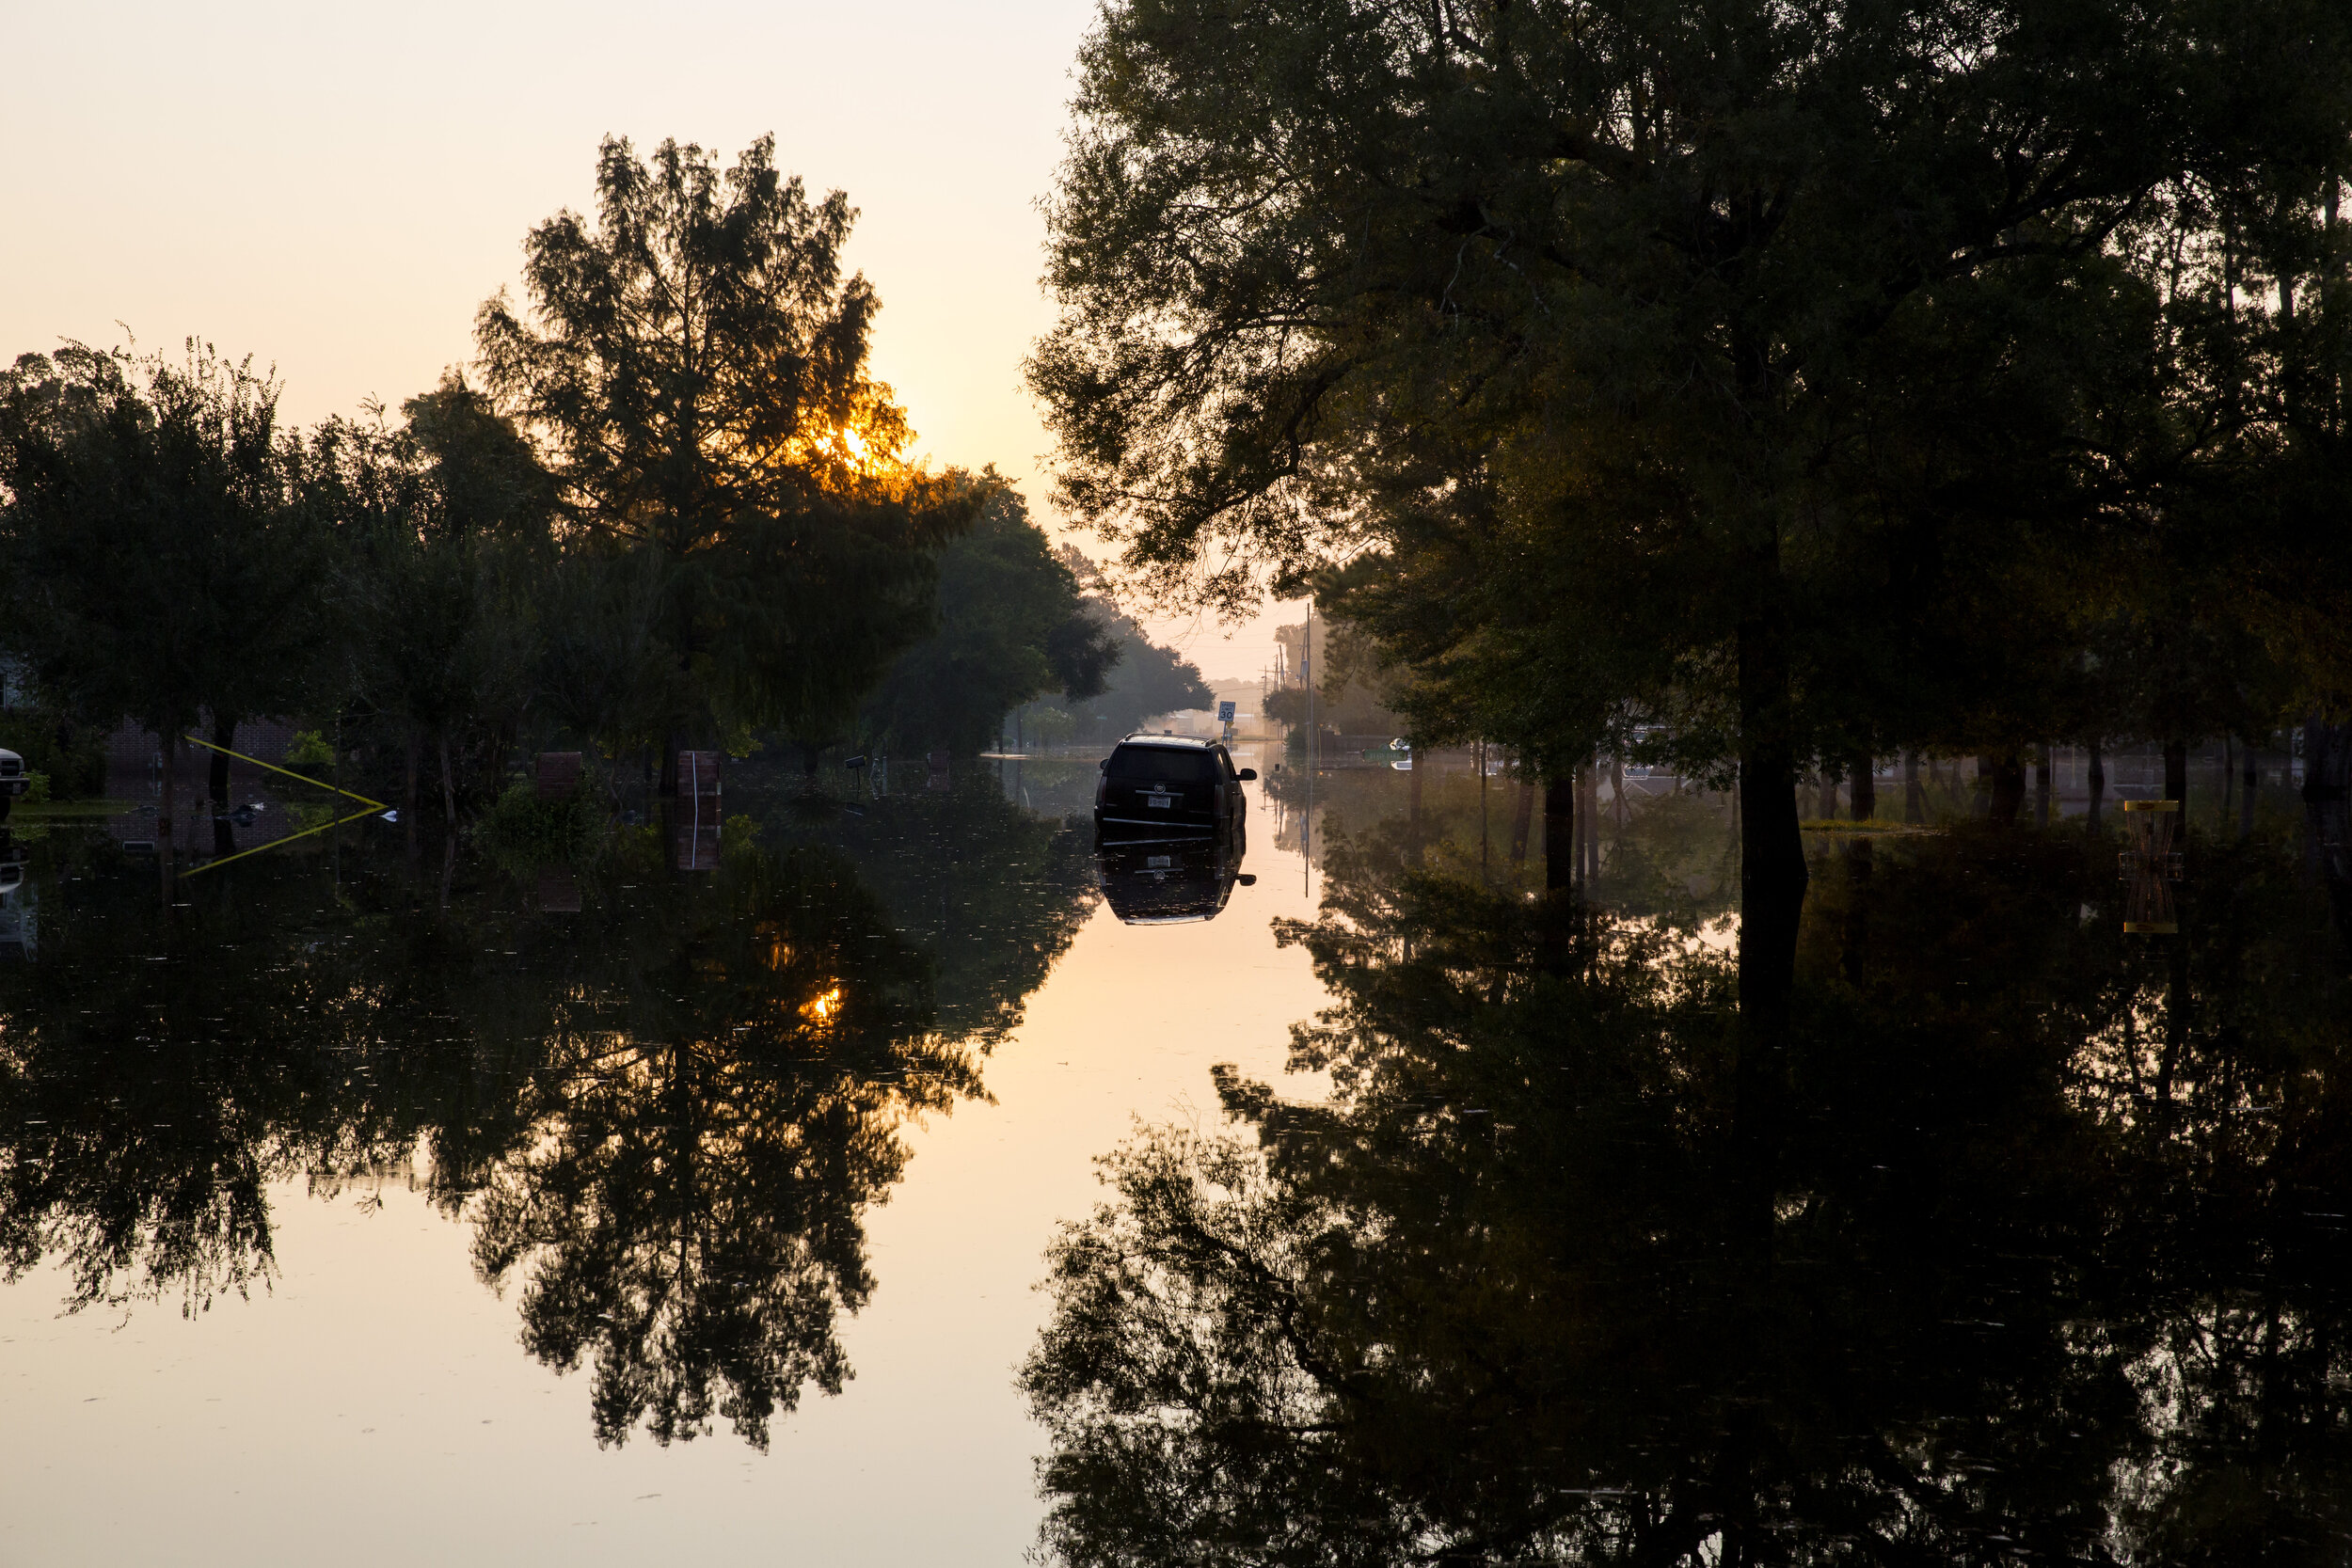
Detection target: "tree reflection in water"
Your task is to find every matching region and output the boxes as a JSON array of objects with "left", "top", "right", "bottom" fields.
[
  {"left": 1025, "top": 816, "right": 2352, "bottom": 1563},
  {"left": 0, "top": 776, "right": 1096, "bottom": 1449},
  {"left": 468, "top": 839, "right": 978, "bottom": 1449}
]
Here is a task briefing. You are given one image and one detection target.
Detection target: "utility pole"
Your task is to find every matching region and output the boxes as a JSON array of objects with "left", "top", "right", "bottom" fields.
[{"left": 1303, "top": 598, "right": 1314, "bottom": 896}]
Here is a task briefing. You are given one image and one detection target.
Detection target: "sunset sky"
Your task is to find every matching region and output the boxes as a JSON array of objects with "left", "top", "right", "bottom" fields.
[{"left": 0, "top": 0, "right": 1295, "bottom": 686}]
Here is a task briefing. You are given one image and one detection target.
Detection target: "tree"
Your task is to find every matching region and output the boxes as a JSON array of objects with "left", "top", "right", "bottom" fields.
[
  {"left": 0, "top": 341, "right": 326, "bottom": 861},
  {"left": 469, "top": 839, "right": 977, "bottom": 1449},
  {"left": 860, "top": 481, "right": 1120, "bottom": 753},
  {"left": 1025, "top": 825, "right": 2352, "bottom": 1564},
  {"left": 477, "top": 135, "right": 972, "bottom": 787},
  {"left": 1029, "top": 0, "right": 2352, "bottom": 1069},
  {"left": 526, "top": 543, "right": 682, "bottom": 785},
  {"left": 0, "top": 780, "right": 1107, "bottom": 1447},
  {"left": 1050, "top": 621, "right": 1213, "bottom": 741},
  {"left": 1034, "top": 552, "right": 1214, "bottom": 740},
  {"left": 299, "top": 387, "right": 542, "bottom": 832}
]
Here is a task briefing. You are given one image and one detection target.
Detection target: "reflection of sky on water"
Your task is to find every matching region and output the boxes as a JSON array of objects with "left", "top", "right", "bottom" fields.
[
  {"left": 4, "top": 749, "right": 2346, "bottom": 1563},
  {"left": 0, "top": 738, "right": 1335, "bottom": 1564}
]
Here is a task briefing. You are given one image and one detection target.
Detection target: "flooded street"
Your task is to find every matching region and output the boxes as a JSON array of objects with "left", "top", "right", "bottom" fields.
[
  {"left": 2, "top": 748, "right": 2349, "bottom": 1564},
  {"left": 0, "top": 740, "right": 1337, "bottom": 1564}
]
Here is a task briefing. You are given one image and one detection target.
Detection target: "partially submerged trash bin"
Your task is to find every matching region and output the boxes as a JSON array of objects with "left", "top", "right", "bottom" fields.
[
  {"left": 676, "top": 751, "right": 722, "bottom": 869},
  {"left": 675, "top": 821, "right": 720, "bottom": 870},
  {"left": 679, "top": 751, "right": 722, "bottom": 799},
  {"left": 2120, "top": 800, "right": 2184, "bottom": 934}
]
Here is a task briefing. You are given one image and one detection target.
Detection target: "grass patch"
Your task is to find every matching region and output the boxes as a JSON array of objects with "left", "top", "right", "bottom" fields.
[
  {"left": 1800, "top": 818, "right": 1942, "bottom": 835},
  {"left": 13, "top": 799, "right": 143, "bottom": 818}
]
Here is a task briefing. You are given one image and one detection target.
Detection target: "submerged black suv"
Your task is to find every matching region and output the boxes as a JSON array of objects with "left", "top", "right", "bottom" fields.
[{"left": 1092, "top": 735, "right": 1255, "bottom": 841}]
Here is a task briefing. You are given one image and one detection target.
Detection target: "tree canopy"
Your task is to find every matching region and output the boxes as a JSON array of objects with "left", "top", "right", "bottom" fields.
[
  {"left": 0, "top": 341, "right": 328, "bottom": 836},
  {"left": 1031, "top": 0, "right": 2352, "bottom": 1059},
  {"left": 1027, "top": 818, "right": 2352, "bottom": 1563},
  {"left": 859, "top": 482, "right": 1120, "bottom": 753},
  {"left": 479, "top": 134, "right": 974, "bottom": 761}
]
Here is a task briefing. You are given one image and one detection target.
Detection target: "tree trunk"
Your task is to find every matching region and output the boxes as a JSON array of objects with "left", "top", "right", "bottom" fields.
[
  {"left": 2304, "top": 716, "right": 2350, "bottom": 800},
  {"left": 1406, "top": 749, "right": 1424, "bottom": 866},
  {"left": 1848, "top": 752, "right": 1875, "bottom": 822},
  {"left": 210, "top": 711, "right": 239, "bottom": 855},
  {"left": 404, "top": 723, "right": 422, "bottom": 861},
  {"left": 1735, "top": 605, "right": 1806, "bottom": 1253},
  {"left": 1988, "top": 749, "right": 2027, "bottom": 826},
  {"left": 2242, "top": 738, "right": 2260, "bottom": 839},
  {"left": 493, "top": 717, "right": 515, "bottom": 797},
  {"left": 440, "top": 733, "right": 457, "bottom": 828},
  {"left": 156, "top": 726, "right": 180, "bottom": 903},
  {"left": 660, "top": 734, "right": 680, "bottom": 799},
  {"left": 1509, "top": 780, "right": 1534, "bottom": 866},
  {"left": 2310, "top": 797, "right": 2352, "bottom": 940},
  {"left": 2164, "top": 738, "right": 2188, "bottom": 804},
  {"left": 1610, "top": 752, "right": 1626, "bottom": 828},
  {"left": 1815, "top": 770, "right": 1837, "bottom": 820},
  {"left": 1902, "top": 751, "right": 1923, "bottom": 824},
  {"left": 1581, "top": 757, "right": 1599, "bottom": 885},
  {"left": 208, "top": 712, "right": 236, "bottom": 812},
  {"left": 2033, "top": 745, "right": 2052, "bottom": 828},
  {"left": 2088, "top": 742, "right": 2106, "bottom": 830},
  {"left": 1544, "top": 773, "right": 1574, "bottom": 894}
]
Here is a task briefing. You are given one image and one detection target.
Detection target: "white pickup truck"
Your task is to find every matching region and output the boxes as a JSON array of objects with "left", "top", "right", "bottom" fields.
[{"left": 0, "top": 749, "right": 27, "bottom": 820}]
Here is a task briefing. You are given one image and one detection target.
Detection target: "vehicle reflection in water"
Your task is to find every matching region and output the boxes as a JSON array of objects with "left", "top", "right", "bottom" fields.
[
  {"left": 1094, "top": 836, "right": 1255, "bottom": 925},
  {"left": 0, "top": 832, "right": 34, "bottom": 961}
]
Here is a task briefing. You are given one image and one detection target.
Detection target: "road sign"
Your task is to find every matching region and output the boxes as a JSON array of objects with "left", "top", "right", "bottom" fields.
[{"left": 1217, "top": 701, "right": 1236, "bottom": 722}]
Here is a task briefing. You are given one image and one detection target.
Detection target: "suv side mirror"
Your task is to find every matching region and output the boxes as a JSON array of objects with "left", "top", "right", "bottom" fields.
[
  {"left": 1098, "top": 758, "right": 1108, "bottom": 770},
  {"left": 1235, "top": 768, "right": 1257, "bottom": 782},
  {"left": 1237, "top": 873, "right": 1257, "bottom": 887}
]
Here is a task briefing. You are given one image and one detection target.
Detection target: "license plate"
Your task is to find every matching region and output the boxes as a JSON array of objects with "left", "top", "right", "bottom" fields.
[{"left": 1146, "top": 793, "right": 1173, "bottom": 809}]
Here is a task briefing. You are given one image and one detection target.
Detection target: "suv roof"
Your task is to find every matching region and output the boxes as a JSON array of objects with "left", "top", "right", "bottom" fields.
[{"left": 1115, "top": 734, "right": 1218, "bottom": 749}]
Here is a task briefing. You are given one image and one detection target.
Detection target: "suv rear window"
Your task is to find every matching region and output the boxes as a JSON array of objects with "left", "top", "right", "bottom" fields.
[{"left": 1106, "top": 746, "right": 1216, "bottom": 784}]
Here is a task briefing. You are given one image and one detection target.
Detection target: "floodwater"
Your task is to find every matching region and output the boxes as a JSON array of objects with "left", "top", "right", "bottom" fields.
[
  {"left": 0, "top": 738, "right": 1335, "bottom": 1566},
  {"left": 2, "top": 745, "right": 2348, "bottom": 1565}
]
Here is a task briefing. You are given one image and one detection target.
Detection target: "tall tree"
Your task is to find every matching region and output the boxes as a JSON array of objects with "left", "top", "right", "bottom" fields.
[
  {"left": 299, "top": 388, "right": 541, "bottom": 831},
  {"left": 1029, "top": 0, "right": 2352, "bottom": 1063},
  {"left": 477, "top": 135, "right": 971, "bottom": 786},
  {"left": 0, "top": 342, "right": 326, "bottom": 860}
]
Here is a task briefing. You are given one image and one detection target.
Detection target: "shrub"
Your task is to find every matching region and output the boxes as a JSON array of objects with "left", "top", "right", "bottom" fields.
[
  {"left": 477, "top": 780, "right": 603, "bottom": 867},
  {"left": 0, "top": 712, "right": 103, "bottom": 800},
  {"left": 286, "top": 730, "right": 337, "bottom": 768}
]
